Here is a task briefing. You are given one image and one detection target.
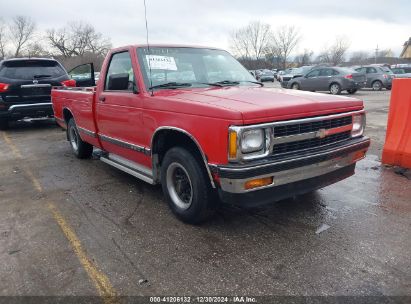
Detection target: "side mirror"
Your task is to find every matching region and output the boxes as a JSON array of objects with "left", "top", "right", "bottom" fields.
[{"left": 108, "top": 73, "right": 129, "bottom": 90}]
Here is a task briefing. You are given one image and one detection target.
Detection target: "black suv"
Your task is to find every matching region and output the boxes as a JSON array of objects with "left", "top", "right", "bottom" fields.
[{"left": 0, "top": 58, "right": 72, "bottom": 129}]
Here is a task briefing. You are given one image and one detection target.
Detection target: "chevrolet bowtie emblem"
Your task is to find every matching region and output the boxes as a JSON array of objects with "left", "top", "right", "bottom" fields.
[{"left": 316, "top": 129, "right": 328, "bottom": 139}]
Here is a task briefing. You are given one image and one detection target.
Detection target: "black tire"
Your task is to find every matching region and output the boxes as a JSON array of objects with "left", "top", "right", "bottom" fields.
[
  {"left": 347, "top": 89, "right": 358, "bottom": 94},
  {"left": 386, "top": 86, "right": 392, "bottom": 91},
  {"left": 372, "top": 80, "right": 383, "bottom": 91},
  {"left": 291, "top": 82, "right": 300, "bottom": 90},
  {"left": 0, "top": 119, "right": 9, "bottom": 130},
  {"left": 329, "top": 83, "right": 342, "bottom": 95},
  {"left": 161, "top": 147, "right": 216, "bottom": 224},
  {"left": 67, "top": 118, "right": 93, "bottom": 159}
]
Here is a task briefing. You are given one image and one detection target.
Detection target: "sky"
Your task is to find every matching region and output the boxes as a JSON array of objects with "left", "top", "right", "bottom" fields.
[{"left": 2, "top": 0, "right": 410, "bottom": 57}]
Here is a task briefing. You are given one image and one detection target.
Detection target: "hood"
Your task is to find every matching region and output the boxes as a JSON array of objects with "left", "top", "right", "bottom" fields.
[{"left": 156, "top": 86, "right": 363, "bottom": 124}]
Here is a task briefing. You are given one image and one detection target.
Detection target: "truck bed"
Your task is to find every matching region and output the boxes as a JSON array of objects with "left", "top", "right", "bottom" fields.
[{"left": 51, "top": 86, "right": 99, "bottom": 145}]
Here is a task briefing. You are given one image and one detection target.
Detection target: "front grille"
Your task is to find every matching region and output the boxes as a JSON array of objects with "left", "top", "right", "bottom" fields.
[
  {"left": 273, "top": 131, "right": 351, "bottom": 154},
  {"left": 274, "top": 116, "right": 352, "bottom": 137}
]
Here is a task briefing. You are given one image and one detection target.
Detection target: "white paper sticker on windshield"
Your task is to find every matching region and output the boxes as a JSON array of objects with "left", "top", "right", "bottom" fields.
[{"left": 146, "top": 55, "right": 177, "bottom": 71}]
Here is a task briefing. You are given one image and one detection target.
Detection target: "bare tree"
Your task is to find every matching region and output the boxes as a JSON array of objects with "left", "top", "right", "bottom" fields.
[
  {"left": 272, "top": 26, "right": 300, "bottom": 69},
  {"left": 47, "top": 22, "right": 111, "bottom": 58},
  {"left": 230, "top": 21, "right": 272, "bottom": 61},
  {"left": 9, "top": 16, "right": 36, "bottom": 57},
  {"left": 318, "top": 36, "right": 351, "bottom": 65},
  {"left": 295, "top": 49, "right": 313, "bottom": 66},
  {"left": 0, "top": 18, "right": 7, "bottom": 59},
  {"left": 26, "top": 42, "right": 49, "bottom": 57}
]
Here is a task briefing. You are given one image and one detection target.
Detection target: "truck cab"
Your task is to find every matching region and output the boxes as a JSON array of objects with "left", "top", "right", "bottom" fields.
[{"left": 52, "top": 45, "right": 370, "bottom": 224}]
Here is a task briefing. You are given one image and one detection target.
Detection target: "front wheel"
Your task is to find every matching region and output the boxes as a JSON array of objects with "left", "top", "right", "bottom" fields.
[
  {"left": 291, "top": 83, "right": 300, "bottom": 90},
  {"left": 67, "top": 118, "right": 93, "bottom": 159},
  {"left": 161, "top": 147, "right": 216, "bottom": 224},
  {"left": 330, "top": 83, "right": 342, "bottom": 95}
]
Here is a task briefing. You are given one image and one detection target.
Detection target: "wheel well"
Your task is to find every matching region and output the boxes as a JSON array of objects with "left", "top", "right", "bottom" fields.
[
  {"left": 151, "top": 129, "right": 212, "bottom": 185},
  {"left": 329, "top": 82, "right": 340, "bottom": 88},
  {"left": 63, "top": 108, "right": 73, "bottom": 123}
]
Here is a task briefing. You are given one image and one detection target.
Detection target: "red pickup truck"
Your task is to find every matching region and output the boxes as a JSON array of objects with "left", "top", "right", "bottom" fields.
[{"left": 52, "top": 45, "right": 370, "bottom": 224}]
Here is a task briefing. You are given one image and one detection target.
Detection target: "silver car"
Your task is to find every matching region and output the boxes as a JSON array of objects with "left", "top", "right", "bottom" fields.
[
  {"left": 287, "top": 67, "right": 366, "bottom": 95},
  {"left": 354, "top": 66, "right": 393, "bottom": 91}
]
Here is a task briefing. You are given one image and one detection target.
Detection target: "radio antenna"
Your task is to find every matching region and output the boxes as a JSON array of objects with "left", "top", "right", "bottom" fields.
[{"left": 143, "top": 0, "right": 154, "bottom": 96}]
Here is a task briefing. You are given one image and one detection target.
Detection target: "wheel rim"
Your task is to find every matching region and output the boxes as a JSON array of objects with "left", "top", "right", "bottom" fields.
[
  {"left": 69, "top": 125, "right": 79, "bottom": 152},
  {"left": 330, "top": 84, "right": 339, "bottom": 94},
  {"left": 166, "top": 162, "right": 193, "bottom": 210},
  {"left": 373, "top": 82, "right": 381, "bottom": 90},
  {"left": 292, "top": 84, "right": 299, "bottom": 90}
]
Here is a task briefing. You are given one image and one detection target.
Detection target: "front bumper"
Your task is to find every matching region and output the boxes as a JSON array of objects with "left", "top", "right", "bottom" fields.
[
  {"left": 212, "top": 137, "right": 370, "bottom": 206},
  {"left": 0, "top": 103, "right": 54, "bottom": 121}
]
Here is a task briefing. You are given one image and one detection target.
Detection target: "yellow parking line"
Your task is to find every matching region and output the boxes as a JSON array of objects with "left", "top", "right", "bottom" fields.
[
  {"left": 1, "top": 131, "right": 117, "bottom": 303},
  {"left": 47, "top": 202, "right": 117, "bottom": 302}
]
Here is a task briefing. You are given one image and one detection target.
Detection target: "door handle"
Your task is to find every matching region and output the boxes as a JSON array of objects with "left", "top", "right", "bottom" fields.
[{"left": 99, "top": 96, "right": 106, "bottom": 102}]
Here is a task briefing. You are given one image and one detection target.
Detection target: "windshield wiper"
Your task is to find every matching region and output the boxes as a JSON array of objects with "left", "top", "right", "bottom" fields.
[
  {"left": 149, "top": 82, "right": 192, "bottom": 90},
  {"left": 33, "top": 74, "right": 52, "bottom": 79},
  {"left": 200, "top": 80, "right": 263, "bottom": 87}
]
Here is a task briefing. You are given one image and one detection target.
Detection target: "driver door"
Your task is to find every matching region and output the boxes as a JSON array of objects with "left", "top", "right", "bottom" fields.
[
  {"left": 68, "top": 63, "right": 96, "bottom": 87},
  {"left": 96, "top": 50, "right": 146, "bottom": 164},
  {"left": 301, "top": 69, "right": 320, "bottom": 90}
]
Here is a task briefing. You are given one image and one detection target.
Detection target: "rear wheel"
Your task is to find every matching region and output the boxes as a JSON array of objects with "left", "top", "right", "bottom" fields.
[
  {"left": 347, "top": 89, "right": 358, "bottom": 94},
  {"left": 67, "top": 118, "right": 93, "bottom": 159},
  {"left": 161, "top": 147, "right": 216, "bottom": 224},
  {"left": 0, "top": 119, "right": 9, "bottom": 130},
  {"left": 330, "top": 83, "right": 342, "bottom": 95},
  {"left": 372, "top": 80, "right": 383, "bottom": 91}
]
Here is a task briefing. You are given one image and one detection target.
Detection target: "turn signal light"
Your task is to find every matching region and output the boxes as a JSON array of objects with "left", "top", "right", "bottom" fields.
[
  {"left": 0, "top": 83, "right": 9, "bottom": 92},
  {"left": 352, "top": 150, "right": 366, "bottom": 162},
  {"left": 228, "top": 131, "right": 238, "bottom": 159},
  {"left": 244, "top": 177, "right": 273, "bottom": 190},
  {"left": 61, "top": 79, "right": 76, "bottom": 87}
]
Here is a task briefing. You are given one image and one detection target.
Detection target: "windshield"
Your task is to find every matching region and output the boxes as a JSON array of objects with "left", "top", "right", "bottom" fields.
[
  {"left": 0, "top": 60, "right": 66, "bottom": 80},
  {"left": 136, "top": 47, "right": 257, "bottom": 89}
]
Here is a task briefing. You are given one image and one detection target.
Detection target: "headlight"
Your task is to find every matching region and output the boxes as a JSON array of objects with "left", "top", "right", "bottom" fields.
[
  {"left": 241, "top": 129, "right": 264, "bottom": 153},
  {"left": 352, "top": 113, "right": 365, "bottom": 137}
]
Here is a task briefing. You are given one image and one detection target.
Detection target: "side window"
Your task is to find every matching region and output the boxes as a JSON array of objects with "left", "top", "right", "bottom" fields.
[
  {"left": 332, "top": 69, "right": 339, "bottom": 75},
  {"left": 105, "top": 52, "right": 135, "bottom": 91},
  {"left": 355, "top": 67, "right": 365, "bottom": 73},
  {"left": 69, "top": 63, "right": 95, "bottom": 87},
  {"left": 306, "top": 70, "right": 320, "bottom": 78},
  {"left": 366, "top": 67, "right": 377, "bottom": 74},
  {"left": 319, "top": 69, "right": 333, "bottom": 76}
]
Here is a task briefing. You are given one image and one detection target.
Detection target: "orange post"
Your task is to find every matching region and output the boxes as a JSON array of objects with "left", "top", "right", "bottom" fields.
[{"left": 382, "top": 78, "right": 411, "bottom": 169}]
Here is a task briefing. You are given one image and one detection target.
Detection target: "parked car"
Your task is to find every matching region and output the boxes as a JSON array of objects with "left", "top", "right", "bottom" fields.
[
  {"left": 354, "top": 65, "right": 393, "bottom": 91},
  {"left": 280, "top": 66, "right": 314, "bottom": 88},
  {"left": 0, "top": 58, "right": 74, "bottom": 129},
  {"left": 391, "top": 68, "right": 411, "bottom": 78},
  {"left": 259, "top": 70, "right": 275, "bottom": 82},
  {"left": 52, "top": 44, "right": 370, "bottom": 224},
  {"left": 287, "top": 67, "right": 367, "bottom": 95}
]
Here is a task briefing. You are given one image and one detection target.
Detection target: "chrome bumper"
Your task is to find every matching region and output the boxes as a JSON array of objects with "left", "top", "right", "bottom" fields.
[{"left": 214, "top": 137, "right": 370, "bottom": 194}]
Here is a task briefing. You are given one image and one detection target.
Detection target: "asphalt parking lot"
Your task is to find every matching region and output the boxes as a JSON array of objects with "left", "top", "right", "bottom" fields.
[{"left": 0, "top": 83, "right": 410, "bottom": 300}]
